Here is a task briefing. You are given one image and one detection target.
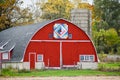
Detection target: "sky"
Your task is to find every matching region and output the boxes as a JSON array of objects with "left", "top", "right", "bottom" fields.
[{"left": 21, "top": 0, "right": 93, "bottom": 8}]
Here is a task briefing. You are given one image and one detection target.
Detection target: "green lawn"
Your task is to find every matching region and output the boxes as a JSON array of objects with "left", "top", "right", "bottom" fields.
[
  {"left": 0, "top": 62, "right": 120, "bottom": 77},
  {"left": 1, "top": 69, "right": 120, "bottom": 77}
]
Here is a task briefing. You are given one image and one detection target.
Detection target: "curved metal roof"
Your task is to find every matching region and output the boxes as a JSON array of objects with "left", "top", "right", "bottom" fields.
[{"left": 0, "top": 20, "right": 51, "bottom": 62}]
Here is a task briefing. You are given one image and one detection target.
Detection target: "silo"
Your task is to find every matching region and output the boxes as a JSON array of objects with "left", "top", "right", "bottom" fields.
[{"left": 71, "top": 9, "right": 92, "bottom": 37}]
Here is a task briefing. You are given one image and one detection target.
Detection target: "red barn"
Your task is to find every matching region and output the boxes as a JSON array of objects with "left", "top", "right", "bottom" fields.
[{"left": 0, "top": 19, "right": 98, "bottom": 70}]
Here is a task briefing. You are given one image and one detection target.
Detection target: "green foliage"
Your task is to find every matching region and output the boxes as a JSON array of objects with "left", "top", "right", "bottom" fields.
[
  {"left": 92, "top": 21, "right": 120, "bottom": 54},
  {"left": 98, "top": 52, "right": 107, "bottom": 62},
  {"left": 117, "top": 47, "right": 120, "bottom": 55},
  {"left": 1, "top": 66, "right": 18, "bottom": 76},
  {"left": 98, "top": 62, "right": 120, "bottom": 72},
  {"left": 94, "top": 0, "right": 120, "bottom": 35},
  {"left": 93, "top": 0, "right": 120, "bottom": 54},
  {"left": 40, "top": 0, "right": 74, "bottom": 20}
]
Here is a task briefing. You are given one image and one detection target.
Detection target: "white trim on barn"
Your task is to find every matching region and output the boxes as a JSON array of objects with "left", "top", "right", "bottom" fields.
[
  {"left": 30, "top": 40, "right": 91, "bottom": 42},
  {"left": 60, "top": 41, "right": 62, "bottom": 68}
]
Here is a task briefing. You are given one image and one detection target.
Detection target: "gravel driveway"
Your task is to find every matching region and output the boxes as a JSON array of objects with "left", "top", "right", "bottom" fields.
[{"left": 0, "top": 76, "right": 120, "bottom": 80}]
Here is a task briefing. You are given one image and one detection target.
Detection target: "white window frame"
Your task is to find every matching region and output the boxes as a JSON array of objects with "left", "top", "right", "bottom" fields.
[
  {"left": 2, "top": 53, "right": 9, "bottom": 60},
  {"left": 80, "top": 55, "right": 94, "bottom": 62},
  {"left": 37, "top": 54, "right": 43, "bottom": 62}
]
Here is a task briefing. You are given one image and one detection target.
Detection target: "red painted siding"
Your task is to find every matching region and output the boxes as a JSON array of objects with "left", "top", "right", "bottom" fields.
[
  {"left": 62, "top": 42, "right": 97, "bottom": 65},
  {"left": 24, "top": 42, "right": 60, "bottom": 67},
  {"left": 23, "top": 19, "right": 98, "bottom": 69}
]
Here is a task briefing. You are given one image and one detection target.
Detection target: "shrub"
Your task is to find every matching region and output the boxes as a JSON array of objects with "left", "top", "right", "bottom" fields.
[
  {"left": 98, "top": 62, "right": 120, "bottom": 72},
  {"left": 1, "top": 68, "right": 18, "bottom": 76},
  {"left": 98, "top": 52, "right": 107, "bottom": 62}
]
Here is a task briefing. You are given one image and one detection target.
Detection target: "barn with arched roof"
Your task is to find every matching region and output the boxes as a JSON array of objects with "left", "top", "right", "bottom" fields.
[{"left": 0, "top": 19, "right": 98, "bottom": 70}]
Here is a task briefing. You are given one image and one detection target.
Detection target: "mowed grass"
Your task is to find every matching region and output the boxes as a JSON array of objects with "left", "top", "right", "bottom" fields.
[
  {"left": 1, "top": 69, "right": 120, "bottom": 77},
  {"left": 1, "top": 62, "right": 120, "bottom": 77},
  {"left": 16, "top": 69, "right": 120, "bottom": 77}
]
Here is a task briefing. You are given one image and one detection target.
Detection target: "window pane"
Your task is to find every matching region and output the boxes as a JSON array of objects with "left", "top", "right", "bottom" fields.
[
  {"left": 37, "top": 54, "right": 43, "bottom": 61},
  {"left": 49, "top": 34, "right": 53, "bottom": 39},
  {"left": 2, "top": 53, "right": 8, "bottom": 59},
  {"left": 90, "top": 56, "right": 94, "bottom": 61},
  {"left": 69, "top": 34, "right": 72, "bottom": 39},
  {"left": 80, "top": 56, "right": 84, "bottom": 61},
  {"left": 85, "top": 56, "right": 89, "bottom": 60}
]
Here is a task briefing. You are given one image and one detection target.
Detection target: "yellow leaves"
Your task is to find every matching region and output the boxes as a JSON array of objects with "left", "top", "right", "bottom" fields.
[
  {"left": 0, "top": 0, "right": 16, "bottom": 9},
  {"left": 41, "top": 0, "right": 74, "bottom": 19},
  {"left": 0, "top": 0, "right": 34, "bottom": 31},
  {"left": 43, "top": 4, "right": 58, "bottom": 14},
  {"left": 78, "top": 3, "right": 93, "bottom": 10},
  {"left": 0, "top": 15, "right": 8, "bottom": 29}
]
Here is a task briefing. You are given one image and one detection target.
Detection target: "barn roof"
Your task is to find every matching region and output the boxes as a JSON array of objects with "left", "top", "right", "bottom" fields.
[{"left": 0, "top": 20, "right": 51, "bottom": 62}]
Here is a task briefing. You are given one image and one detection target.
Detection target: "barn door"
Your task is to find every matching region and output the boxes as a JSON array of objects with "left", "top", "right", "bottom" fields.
[
  {"left": 29, "top": 53, "right": 36, "bottom": 69},
  {"left": 62, "top": 42, "right": 78, "bottom": 67},
  {"left": 44, "top": 42, "right": 60, "bottom": 67}
]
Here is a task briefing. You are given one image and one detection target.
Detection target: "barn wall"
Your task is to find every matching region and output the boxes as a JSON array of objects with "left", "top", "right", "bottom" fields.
[
  {"left": 35, "top": 62, "right": 45, "bottom": 69},
  {"left": 2, "top": 62, "right": 45, "bottom": 70},
  {"left": 23, "top": 19, "right": 98, "bottom": 69},
  {"left": 2, "top": 62, "right": 30, "bottom": 70},
  {"left": 77, "top": 62, "right": 98, "bottom": 69}
]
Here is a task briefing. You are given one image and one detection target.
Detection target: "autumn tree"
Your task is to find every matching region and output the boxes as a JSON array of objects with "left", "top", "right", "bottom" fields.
[
  {"left": 39, "top": 0, "right": 74, "bottom": 20},
  {"left": 0, "top": 0, "right": 33, "bottom": 31}
]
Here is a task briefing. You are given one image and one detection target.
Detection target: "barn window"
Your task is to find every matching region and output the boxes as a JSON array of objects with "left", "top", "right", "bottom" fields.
[
  {"left": 49, "top": 34, "right": 53, "bottom": 39},
  {"left": 80, "top": 55, "right": 94, "bottom": 62},
  {"left": 2, "top": 53, "right": 9, "bottom": 60},
  {"left": 37, "top": 54, "right": 43, "bottom": 61},
  {"left": 69, "top": 34, "right": 72, "bottom": 39},
  {"left": 85, "top": 56, "right": 89, "bottom": 61},
  {"left": 80, "top": 56, "right": 84, "bottom": 61},
  {"left": 90, "top": 56, "right": 94, "bottom": 61}
]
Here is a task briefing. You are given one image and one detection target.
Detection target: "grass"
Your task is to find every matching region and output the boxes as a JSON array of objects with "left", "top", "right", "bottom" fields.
[
  {"left": 0, "top": 62, "right": 120, "bottom": 77},
  {"left": 1, "top": 69, "right": 120, "bottom": 77}
]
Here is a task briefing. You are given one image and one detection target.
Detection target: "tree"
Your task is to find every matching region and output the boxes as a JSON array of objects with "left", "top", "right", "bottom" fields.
[
  {"left": 0, "top": 0, "right": 33, "bottom": 31},
  {"left": 40, "top": 0, "right": 74, "bottom": 20},
  {"left": 94, "top": 0, "right": 120, "bottom": 35},
  {"left": 77, "top": 3, "right": 93, "bottom": 10},
  {"left": 92, "top": 23, "right": 120, "bottom": 54}
]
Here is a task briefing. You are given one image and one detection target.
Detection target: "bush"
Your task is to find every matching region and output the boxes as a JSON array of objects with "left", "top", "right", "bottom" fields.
[
  {"left": 98, "top": 52, "right": 107, "bottom": 62},
  {"left": 117, "top": 47, "right": 120, "bottom": 55},
  {"left": 98, "top": 62, "right": 120, "bottom": 72},
  {"left": 1, "top": 68, "right": 18, "bottom": 76}
]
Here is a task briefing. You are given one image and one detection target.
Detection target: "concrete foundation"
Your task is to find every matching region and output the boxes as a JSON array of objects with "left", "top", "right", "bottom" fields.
[
  {"left": 77, "top": 62, "right": 98, "bottom": 69},
  {"left": 2, "top": 62, "right": 45, "bottom": 70},
  {"left": 2, "top": 62, "right": 97, "bottom": 70}
]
